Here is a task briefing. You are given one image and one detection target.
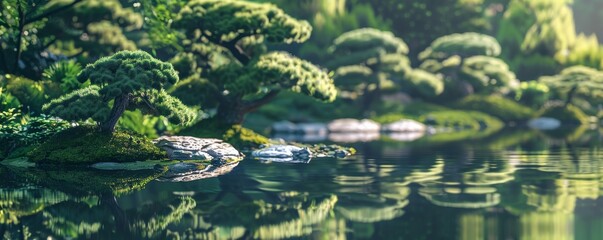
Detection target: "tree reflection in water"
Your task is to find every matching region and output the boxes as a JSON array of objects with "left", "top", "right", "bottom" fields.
[{"left": 2, "top": 127, "right": 603, "bottom": 239}]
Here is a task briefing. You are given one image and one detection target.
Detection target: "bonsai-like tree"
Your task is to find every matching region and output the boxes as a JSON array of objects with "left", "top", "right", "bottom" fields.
[
  {"left": 44, "top": 50, "right": 195, "bottom": 133},
  {"left": 419, "top": 32, "right": 518, "bottom": 100},
  {"left": 170, "top": 0, "right": 337, "bottom": 124},
  {"left": 326, "top": 28, "right": 412, "bottom": 114},
  {"left": 539, "top": 66, "right": 603, "bottom": 107}
]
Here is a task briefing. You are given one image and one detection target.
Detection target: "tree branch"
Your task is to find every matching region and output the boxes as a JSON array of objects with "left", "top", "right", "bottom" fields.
[
  {"left": 25, "top": 0, "right": 84, "bottom": 24},
  {"left": 13, "top": 1, "right": 25, "bottom": 73},
  {"left": 200, "top": 31, "right": 251, "bottom": 65},
  {"left": 242, "top": 90, "right": 280, "bottom": 112}
]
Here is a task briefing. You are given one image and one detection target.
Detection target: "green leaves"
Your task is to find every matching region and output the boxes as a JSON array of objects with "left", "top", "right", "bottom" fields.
[
  {"left": 173, "top": 0, "right": 311, "bottom": 44},
  {"left": 77, "top": 50, "right": 179, "bottom": 99},
  {"left": 213, "top": 52, "right": 337, "bottom": 102},
  {"left": 43, "top": 85, "right": 109, "bottom": 123},
  {"left": 330, "top": 28, "right": 409, "bottom": 56},
  {"left": 419, "top": 32, "right": 502, "bottom": 60},
  {"left": 46, "top": 50, "right": 194, "bottom": 131}
]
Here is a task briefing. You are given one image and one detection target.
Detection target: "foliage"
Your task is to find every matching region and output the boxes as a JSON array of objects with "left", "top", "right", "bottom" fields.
[
  {"left": 402, "top": 69, "right": 445, "bottom": 99},
  {"left": 1, "top": 74, "right": 62, "bottom": 113},
  {"left": 328, "top": 28, "right": 413, "bottom": 114},
  {"left": 0, "top": 88, "right": 21, "bottom": 111},
  {"left": 180, "top": 118, "right": 269, "bottom": 149},
  {"left": 1, "top": 108, "right": 70, "bottom": 160},
  {"left": 419, "top": 33, "right": 518, "bottom": 101},
  {"left": 43, "top": 60, "right": 85, "bottom": 93},
  {"left": 515, "top": 81, "right": 550, "bottom": 108},
  {"left": 453, "top": 95, "right": 535, "bottom": 122},
  {"left": 42, "top": 0, "right": 142, "bottom": 59},
  {"left": 359, "top": 0, "right": 490, "bottom": 60},
  {"left": 171, "top": 0, "right": 337, "bottom": 124},
  {"left": 419, "top": 33, "right": 501, "bottom": 60},
  {"left": 538, "top": 66, "right": 603, "bottom": 107},
  {"left": 536, "top": 104, "right": 589, "bottom": 125},
  {"left": 44, "top": 50, "right": 195, "bottom": 133},
  {"left": 0, "top": 0, "right": 142, "bottom": 78},
  {"left": 497, "top": 0, "right": 603, "bottom": 79},
  {"left": 420, "top": 110, "right": 504, "bottom": 131},
  {"left": 28, "top": 125, "right": 167, "bottom": 165}
]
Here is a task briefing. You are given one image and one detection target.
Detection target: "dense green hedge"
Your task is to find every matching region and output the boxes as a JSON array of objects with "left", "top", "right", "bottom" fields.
[{"left": 453, "top": 95, "right": 535, "bottom": 122}]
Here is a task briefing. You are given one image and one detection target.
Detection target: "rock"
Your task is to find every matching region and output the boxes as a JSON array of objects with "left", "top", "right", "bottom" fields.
[
  {"left": 328, "top": 119, "right": 381, "bottom": 132},
  {"left": 272, "top": 121, "right": 297, "bottom": 133},
  {"left": 157, "top": 162, "right": 240, "bottom": 182},
  {"left": 154, "top": 136, "right": 244, "bottom": 163},
  {"left": 384, "top": 132, "right": 425, "bottom": 142},
  {"left": 382, "top": 119, "right": 426, "bottom": 132},
  {"left": 296, "top": 123, "right": 328, "bottom": 134},
  {"left": 272, "top": 133, "right": 327, "bottom": 142},
  {"left": 272, "top": 121, "right": 328, "bottom": 135},
  {"left": 310, "top": 145, "right": 353, "bottom": 158},
  {"left": 328, "top": 132, "right": 380, "bottom": 143},
  {"left": 251, "top": 145, "right": 313, "bottom": 163},
  {"left": 527, "top": 117, "right": 561, "bottom": 130}
]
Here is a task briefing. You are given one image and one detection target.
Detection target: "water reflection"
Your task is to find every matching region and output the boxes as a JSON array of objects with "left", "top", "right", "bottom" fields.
[{"left": 2, "top": 127, "right": 603, "bottom": 239}]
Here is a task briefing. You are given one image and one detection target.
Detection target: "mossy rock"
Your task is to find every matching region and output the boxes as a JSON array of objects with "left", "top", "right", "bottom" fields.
[
  {"left": 179, "top": 118, "right": 269, "bottom": 150},
  {"left": 536, "top": 104, "right": 589, "bottom": 125},
  {"left": 28, "top": 125, "right": 167, "bottom": 165},
  {"left": 453, "top": 95, "right": 535, "bottom": 122}
]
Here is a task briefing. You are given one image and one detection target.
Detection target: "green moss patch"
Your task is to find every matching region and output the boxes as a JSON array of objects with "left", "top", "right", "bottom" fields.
[
  {"left": 180, "top": 118, "right": 269, "bottom": 150},
  {"left": 536, "top": 104, "right": 589, "bottom": 125},
  {"left": 28, "top": 125, "right": 166, "bottom": 165},
  {"left": 420, "top": 110, "right": 504, "bottom": 131},
  {"left": 453, "top": 95, "right": 535, "bottom": 122}
]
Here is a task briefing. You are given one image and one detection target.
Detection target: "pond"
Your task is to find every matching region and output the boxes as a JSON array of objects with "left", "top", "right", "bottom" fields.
[{"left": 1, "top": 127, "right": 603, "bottom": 239}]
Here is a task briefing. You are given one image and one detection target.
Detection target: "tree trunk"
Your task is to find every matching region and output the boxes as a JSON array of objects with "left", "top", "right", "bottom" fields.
[
  {"left": 101, "top": 94, "right": 130, "bottom": 133},
  {"left": 565, "top": 85, "right": 578, "bottom": 107},
  {"left": 13, "top": 2, "right": 25, "bottom": 74},
  {"left": 216, "top": 101, "right": 246, "bottom": 125},
  {"left": 101, "top": 194, "right": 131, "bottom": 237}
]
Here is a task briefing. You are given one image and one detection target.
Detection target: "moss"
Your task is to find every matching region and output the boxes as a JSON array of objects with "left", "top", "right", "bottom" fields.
[
  {"left": 536, "top": 104, "right": 589, "bottom": 125},
  {"left": 420, "top": 110, "right": 504, "bottom": 131},
  {"left": 453, "top": 95, "right": 535, "bottom": 122},
  {"left": 180, "top": 118, "right": 269, "bottom": 150},
  {"left": 372, "top": 113, "right": 417, "bottom": 124},
  {"left": 28, "top": 125, "right": 166, "bottom": 165}
]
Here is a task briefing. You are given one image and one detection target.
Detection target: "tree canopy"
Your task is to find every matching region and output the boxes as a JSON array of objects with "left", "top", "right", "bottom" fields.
[
  {"left": 418, "top": 33, "right": 517, "bottom": 100},
  {"left": 419, "top": 32, "right": 502, "bottom": 61},
  {"left": 170, "top": 0, "right": 336, "bottom": 124},
  {"left": 538, "top": 65, "right": 603, "bottom": 106},
  {"left": 44, "top": 50, "right": 195, "bottom": 133},
  {"left": 327, "top": 28, "right": 413, "bottom": 114}
]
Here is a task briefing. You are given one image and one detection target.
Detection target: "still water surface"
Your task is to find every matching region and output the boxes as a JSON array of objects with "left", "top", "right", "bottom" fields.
[{"left": 2, "top": 127, "right": 603, "bottom": 239}]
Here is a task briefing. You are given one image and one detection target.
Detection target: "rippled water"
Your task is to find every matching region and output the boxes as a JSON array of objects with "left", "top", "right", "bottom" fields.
[{"left": 2, "top": 127, "right": 603, "bottom": 239}]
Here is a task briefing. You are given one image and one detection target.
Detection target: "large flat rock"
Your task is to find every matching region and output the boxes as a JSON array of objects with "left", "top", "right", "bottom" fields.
[{"left": 154, "top": 136, "right": 244, "bottom": 163}]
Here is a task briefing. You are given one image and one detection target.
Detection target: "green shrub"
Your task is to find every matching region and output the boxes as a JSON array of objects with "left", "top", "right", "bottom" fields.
[
  {"left": 1, "top": 109, "right": 71, "bottom": 160},
  {"left": 420, "top": 110, "right": 504, "bottom": 131},
  {"left": 28, "top": 125, "right": 166, "bottom": 165},
  {"left": 372, "top": 113, "right": 415, "bottom": 124},
  {"left": 453, "top": 95, "right": 535, "bottom": 122},
  {"left": 1, "top": 75, "right": 62, "bottom": 113},
  {"left": 536, "top": 104, "right": 589, "bottom": 125}
]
